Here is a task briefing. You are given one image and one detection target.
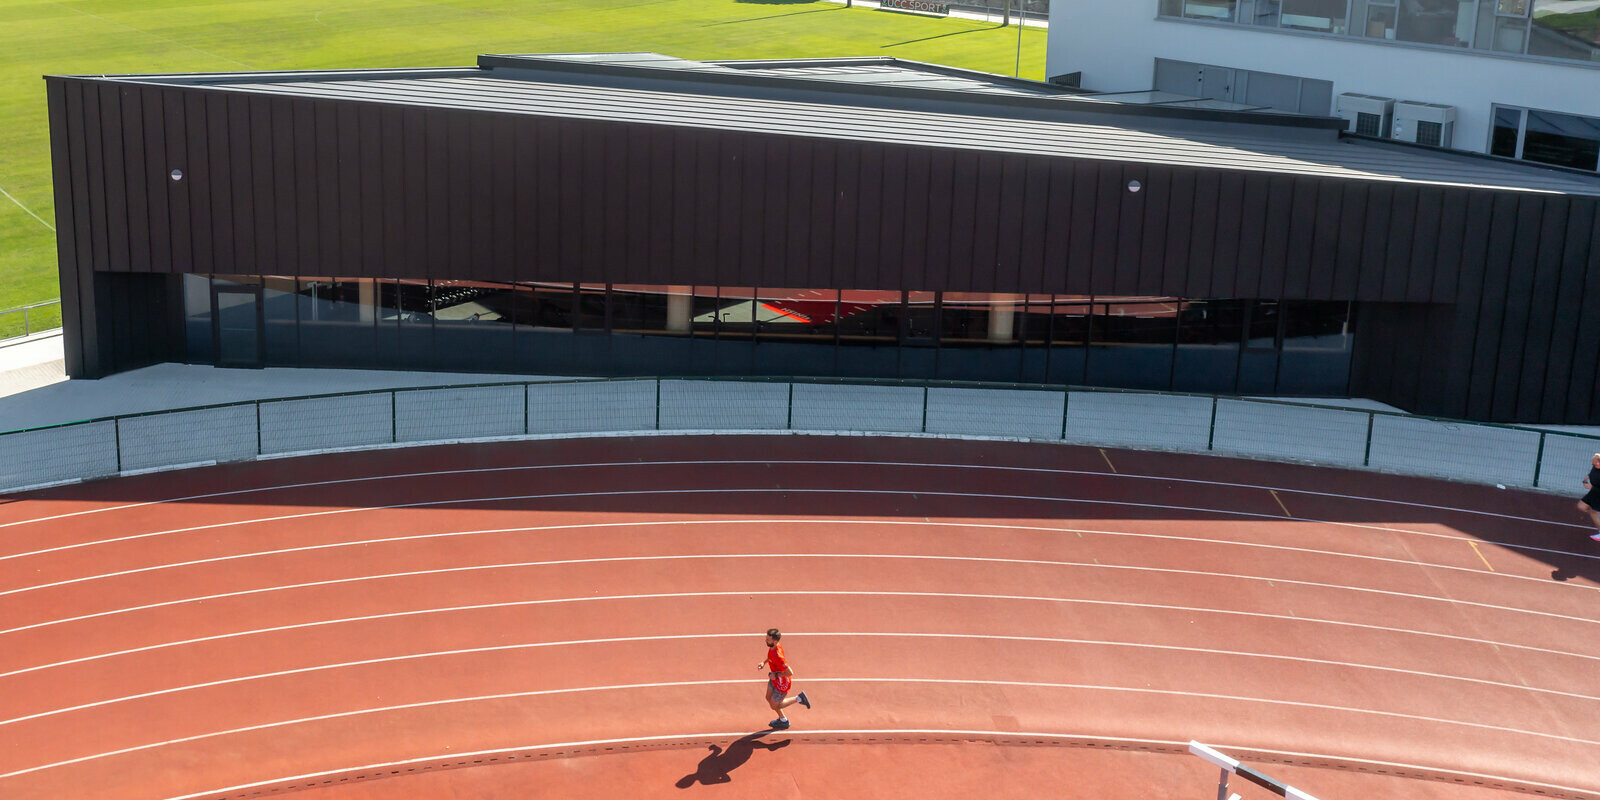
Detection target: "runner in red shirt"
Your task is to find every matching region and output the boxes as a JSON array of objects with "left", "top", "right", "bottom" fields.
[{"left": 757, "top": 628, "right": 811, "bottom": 729}]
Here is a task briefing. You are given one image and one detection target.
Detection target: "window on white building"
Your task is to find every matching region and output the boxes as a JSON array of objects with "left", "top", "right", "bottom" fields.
[{"left": 1489, "top": 105, "right": 1600, "bottom": 172}]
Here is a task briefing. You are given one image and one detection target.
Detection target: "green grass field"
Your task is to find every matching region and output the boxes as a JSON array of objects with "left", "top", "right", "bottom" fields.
[{"left": 0, "top": 0, "right": 1046, "bottom": 326}]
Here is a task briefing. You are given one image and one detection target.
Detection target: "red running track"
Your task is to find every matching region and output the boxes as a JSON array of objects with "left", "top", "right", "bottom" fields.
[{"left": 0, "top": 434, "right": 1597, "bottom": 800}]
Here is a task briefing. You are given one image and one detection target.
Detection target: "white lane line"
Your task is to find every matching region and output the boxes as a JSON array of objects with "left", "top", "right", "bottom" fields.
[
  {"left": 0, "top": 184, "right": 53, "bottom": 232},
  {"left": 4, "top": 677, "right": 1595, "bottom": 781},
  {"left": 7, "top": 630, "right": 1598, "bottom": 729},
  {"left": 157, "top": 729, "right": 1600, "bottom": 800},
  {"left": 6, "top": 542, "right": 1599, "bottom": 633},
  {"left": 4, "top": 484, "right": 1593, "bottom": 572},
  {"left": 6, "top": 512, "right": 1593, "bottom": 610},
  {"left": 12, "top": 513, "right": 1591, "bottom": 637},
  {"left": 9, "top": 590, "right": 1600, "bottom": 683},
  {"left": 1, "top": 457, "right": 1581, "bottom": 532}
]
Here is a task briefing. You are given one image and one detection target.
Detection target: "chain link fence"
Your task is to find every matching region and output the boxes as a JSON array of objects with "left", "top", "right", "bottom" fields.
[{"left": 2, "top": 376, "right": 1596, "bottom": 495}]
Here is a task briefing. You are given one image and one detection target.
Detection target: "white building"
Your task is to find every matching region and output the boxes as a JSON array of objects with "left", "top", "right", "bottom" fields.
[{"left": 1045, "top": 0, "right": 1600, "bottom": 172}]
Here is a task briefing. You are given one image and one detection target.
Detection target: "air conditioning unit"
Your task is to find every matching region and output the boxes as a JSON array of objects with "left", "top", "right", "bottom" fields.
[
  {"left": 1335, "top": 93, "right": 1394, "bottom": 138},
  {"left": 1392, "top": 100, "right": 1457, "bottom": 148}
]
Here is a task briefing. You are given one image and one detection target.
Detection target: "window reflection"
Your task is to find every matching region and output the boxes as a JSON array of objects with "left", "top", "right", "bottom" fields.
[
  {"left": 1396, "top": 0, "right": 1470, "bottom": 46},
  {"left": 835, "top": 290, "right": 898, "bottom": 345},
  {"left": 1279, "top": 0, "right": 1349, "bottom": 33},
  {"left": 1528, "top": 0, "right": 1600, "bottom": 60}
]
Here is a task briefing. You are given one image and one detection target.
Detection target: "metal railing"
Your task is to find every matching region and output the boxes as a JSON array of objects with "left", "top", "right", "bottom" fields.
[
  {"left": 1, "top": 375, "right": 1596, "bottom": 496},
  {"left": 0, "top": 299, "right": 62, "bottom": 343}
]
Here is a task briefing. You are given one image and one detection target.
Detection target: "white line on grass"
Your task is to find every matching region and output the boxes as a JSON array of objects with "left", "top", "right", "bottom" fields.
[{"left": 0, "top": 185, "right": 53, "bottom": 232}]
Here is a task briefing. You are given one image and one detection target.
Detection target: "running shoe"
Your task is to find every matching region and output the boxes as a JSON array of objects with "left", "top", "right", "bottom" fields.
[
  {"left": 770, "top": 718, "right": 790, "bottom": 729},
  {"left": 797, "top": 691, "right": 811, "bottom": 709},
  {"left": 1590, "top": 530, "right": 1600, "bottom": 541}
]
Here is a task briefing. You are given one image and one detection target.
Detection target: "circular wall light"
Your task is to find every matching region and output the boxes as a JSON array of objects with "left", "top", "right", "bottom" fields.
[
  {"left": 170, "top": 169, "right": 184, "bottom": 182},
  {"left": 1127, "top": 179, "right": 1142, "bottom": 193}
]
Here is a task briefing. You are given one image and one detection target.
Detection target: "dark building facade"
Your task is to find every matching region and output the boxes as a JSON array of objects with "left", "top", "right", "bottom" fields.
[{"left": 45, "top": 54, "right": 1600, "bottom": 422}]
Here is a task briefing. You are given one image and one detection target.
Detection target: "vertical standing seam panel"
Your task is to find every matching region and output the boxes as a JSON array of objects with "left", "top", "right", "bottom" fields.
[
  {"left": 785, "top": 137, "right": 814, "bottom": 290},
  {"left": 423, "top": 111, "right": 451, "bottom": 282},
  {"left": 1578, "top": 203, "right": 1600, "bottom": 421},
  {"left": 1404, "top": 187, "right": 1442, "bottom": 303},
  {"left": 830, "top": 140, "right": 861, "bottom": 292},
  {"left": 377, "top": 105, "right": 406, "bottom": 282},
  {"left": 1381, "top": 185, "right": 1419, "bottom": 301},
  {"left": 623, "top": 127, "right": 654, "bottom": 285},
  {"left": 313, "top": 102, "right": 342, "bottom": 277},
  {"left": 853, "top": 142, "right": 885, "bottom": 293},
  {"left": 735, "top": 134, "right": 767, "bottom": 291},
  {"left": 1306, "top": 178, "right": 1343, "bottom": 300},
  {"left": 1442, "top": 192, "right": 1496, "bottom": 419},
  {"left": 1356, "top": 185, "right": 1392, "bottom": 302},
  {"left": 228, "top": 93, "right": 257, "bottom": 277},
  {"left": 1519, "top": 196, "right": 1569, "bottom": 421},
  {"left": 669, "top": 128, "right": 697, "bottom": 284},
  {"left": 534, "top": 118, "right": 563, "bottom": 281},
  {"left": 121, "top": 86, "right": 151, "bottom": 274},
  {"left": 1112, "top": 163, "right": 1146, "bottom": 296},
  {"left": 485, "top": 116, "right": 515, "bottom": 283},
  {"left": 140, "top": 85, "right": 171, "bottom": 275},
  {"left": 337, "top": 104, "right": 364, "bottom": 277},
  {"left": 707, "top": 130, "right": 738, "bottom": 287},
  {"left": 249, "top": 96, "right": 276, "bottom": 277},
  {"left": 291, "top": 100, "right": 318, "bottom": 278},
  {"left": 1186, "top": 169, "right": 1220, "bottom": 299},
  {"left": 1431, "top": 191, "right": 1467, "bottom": 302},
  {"left": 82, "top": 86, "right": 109, "bottom": 277},
  {"left": 1088, "top": 163, "right": 1123, "bottom": 296},
  {"left": 47, "top": 80, "right": 85, "bottom": 377},
  {"left": 1469, "top": 193, "right": 1521, "bottom": 419},
  {"left": 204, "top": 91, "right": 233, "bottom": 274},
  {"left": 1017, "top": 157, "right": 1051, "bottom": 294},
  {"left": 962, "top": 152, "right": 999, "bottom": 293},
  {"left": 98, "top": 84, "right": 131, "bottom": 274},
  {"left": 356, "top": 104, "right": 386, "bottom": 280},
  {"left": 990, "top": 155, "right": 1025, "bottom": 294},
  {"left": 1331, "top": 181, "right": 1367, "bottom": 300},
  {"left": 70, "top": 83, "right": 105, "bottom": 377},
  {"left": 578, "top": 120, "right": 607, "bottom": 283},
  {"left": 1494, "top": 195, "right": 1547, "bottom": 420},
  {"left": 754, "top": 137, "right": 785, "bottom": 291},
  {"left": 900, "top": 148, "right": 931, "bottom": 292},
  {"left": 268, "top": 96, "right": 296, "bottom": 279},
  {"left": 924, "top": 148, "right": 955, "bottom": 292},
  {"left": 1161, "top": 168, "right": 1196, "bottom": 298},
  {"left": 1134, "top": 167, "right": 1168, "bottom": 296},
  {"left": 877, "top": 145, "right": 909, "bottom": 293},
  {"left": 1257, "top": 175, "right": 1294, "bottom": 299},
  {"left": 1039, "top": 161, "right": 1073, "bottom": 294},
  {"left": 597, "top": 125, "right": 627, "bottom": 285},
  {"left": 1281, "top": 177, "right": 1319, "bottom": 299},
  {"left": 1545, "top": 200, "right": 1596, "bottom": 421},
  {"left": 512, "top": 116, "right": 540, "bottom": 279},
  {"left": 1066, "top": 161, "right": 1097, "bottom": 293},
  {"left": 1215, "top": 173, "right": 1252, "bottom": 298},
  {"left": 164, "top": 90, "right": 192, "bottom": 275}
]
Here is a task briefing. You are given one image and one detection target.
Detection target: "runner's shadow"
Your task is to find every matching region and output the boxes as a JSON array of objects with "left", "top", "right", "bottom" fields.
[{"left": 675, "top": 731, "right": 792, "bottom": 787}]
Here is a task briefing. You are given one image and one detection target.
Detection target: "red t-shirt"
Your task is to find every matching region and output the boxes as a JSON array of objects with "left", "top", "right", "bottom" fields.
[{"left": 766, "top": 645, "right": 791, "bottom": 692}]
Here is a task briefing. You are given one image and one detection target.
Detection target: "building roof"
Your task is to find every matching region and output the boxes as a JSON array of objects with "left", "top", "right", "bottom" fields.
[{"left": 87, "top": 53, "right": 1600, "bottom": 197}]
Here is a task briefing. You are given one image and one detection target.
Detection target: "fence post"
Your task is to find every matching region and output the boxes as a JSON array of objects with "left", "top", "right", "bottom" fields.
[
  {"left": 1363, "top": 413, "right": 1375, "bottom": 466},
  {"left": 22, "top": 307, "right": 28, "bottom": 336},
  {"left": 1207, "top": 397, "right": 1218, "bottom": 451},
  {"left": 523, "top": 384, "right": 530, "bottom": 435},
  {"left": 1533, "top": 431, "right": 1547, "bottom": 487},
  {"left": 114, "top": 418, "right": 122, "bottom": 472},
  {"left": 1060, "top": 389, "right": 1070, "bottom": 440},
  {"left": 786, "top": 382, "right": 794, "bottom": 430},
  {"left": 256, "top": 401, "right": 263, "bottom": 455},
  {"left": 921, "top": 386, "right": 929, "bottom": 433},
  {"left": 655, "top": 379, "right": 662, "bottom": 431},
  {"left": 390, "top": 392, "right": 397, "bottom": 443}
]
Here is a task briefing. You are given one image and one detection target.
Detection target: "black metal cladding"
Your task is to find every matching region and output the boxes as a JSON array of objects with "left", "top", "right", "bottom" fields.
[{"left": 45, "top": 74, "right": 1600, "bottom": 423}]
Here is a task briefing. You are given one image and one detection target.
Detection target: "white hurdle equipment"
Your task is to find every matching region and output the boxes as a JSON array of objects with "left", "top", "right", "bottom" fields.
[{"left": 1189, "top": 741, "right": 1321, "bottom": 800}]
